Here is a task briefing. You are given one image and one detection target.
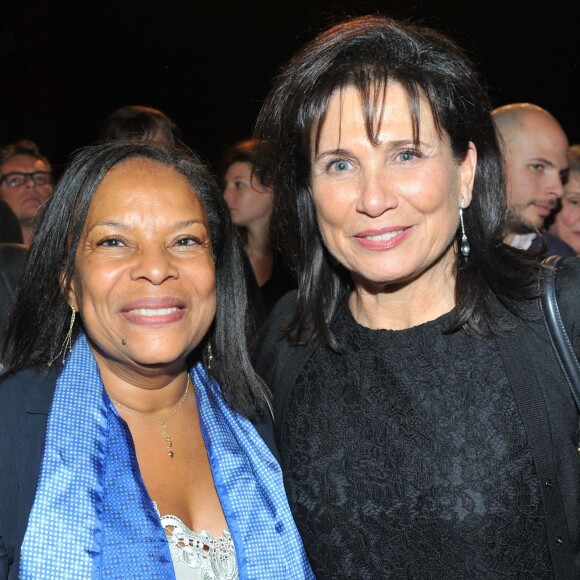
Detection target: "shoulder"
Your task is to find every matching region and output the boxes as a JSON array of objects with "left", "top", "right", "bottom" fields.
[
  {"left": 267, "top": 289, "right": 297, "bottom": 328},
  {"left": 554, "top": 257, "right": 580, "bottom": 341},
  {"left": 254, "top": 290, "right": 297, "bottom": 376},
  {"left": 554, "top": 256, "right": 580, "bottom": 293},
  {"left": 544, "top": 233, "right": 577, "bottom": 258},
  {"left": 0, "top": 366, "right": 59, "bottom": 416}
]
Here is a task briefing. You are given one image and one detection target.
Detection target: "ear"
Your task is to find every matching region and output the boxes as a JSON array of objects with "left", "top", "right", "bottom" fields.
[{"left": 458, "top": 141, "right": 477, "bottom": 208}]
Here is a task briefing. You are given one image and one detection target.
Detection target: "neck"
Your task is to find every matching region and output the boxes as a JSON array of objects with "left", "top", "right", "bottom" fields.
[
  {"left": 21, "top": 224, "right": 34, "bottom": 246},
  {"left": 349, "top": 252, "right": 456, "bottom": 330},
  {"left": 245, "top": 219, "right": 270, "bottom": 256},
  {"left": 92, "top": 350, "right": 191, "bottom": 416}
]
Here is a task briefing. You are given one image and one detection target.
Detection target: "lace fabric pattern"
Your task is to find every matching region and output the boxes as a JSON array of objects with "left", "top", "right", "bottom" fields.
[
  {"left": 282, "top": 306, "right": 552, "bottom": 579},
  {"left": 155, "top": 504, "right": 238, "bottom": 580}
]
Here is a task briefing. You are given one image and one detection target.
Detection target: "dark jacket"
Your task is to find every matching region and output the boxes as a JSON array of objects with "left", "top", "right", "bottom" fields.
[
  {"left": 533, "top": 231, "right": 577, "bottom": 257},
  {"left": 0, "top": 244, "right": 27, "bottom": 341},
  {"left": 256, "top": 258, "right": 580, "bottom": 579},
  {"left": 0, "top": 366, "right": 278, "bottom": 579}
]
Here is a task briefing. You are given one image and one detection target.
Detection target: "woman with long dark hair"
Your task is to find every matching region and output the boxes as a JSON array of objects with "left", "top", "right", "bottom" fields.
[
  {"left": 222, "top": 139, "right": 295, "bottom": 315},
  {"left": 0, "top": 141, "right": 313, "bottom": 579},
  {"left": 255, "top": 15, "right": 580, "bottom": 578}
]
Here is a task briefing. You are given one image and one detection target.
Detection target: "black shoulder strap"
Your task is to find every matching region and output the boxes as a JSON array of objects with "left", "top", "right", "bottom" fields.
[
  {"left": 540, "top": 257, "right": 580, "bottom": 416},
  {"left": 539, "top": 256, "right": 580, "bottom": 461}
]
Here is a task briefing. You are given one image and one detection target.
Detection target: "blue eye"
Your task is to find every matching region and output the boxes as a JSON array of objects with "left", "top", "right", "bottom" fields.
[
  {"left": 330, "top": 159, "right": 351, "bottom": 172},
  {"left": 398, "top": 150, "right": 420, "bottom": 162}
]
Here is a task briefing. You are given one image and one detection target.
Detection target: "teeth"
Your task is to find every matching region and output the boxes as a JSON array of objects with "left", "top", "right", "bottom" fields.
[
  {"left": 130, "top": 307, "right": 179, "bottom": 316},
  {"left": 365, "top": 230, "right": 403, "bottom": 241}
]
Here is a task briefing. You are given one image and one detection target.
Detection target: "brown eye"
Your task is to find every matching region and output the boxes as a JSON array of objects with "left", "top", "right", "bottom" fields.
[{"left": 97, "top": 237, "right": 126, "bottom": 247}]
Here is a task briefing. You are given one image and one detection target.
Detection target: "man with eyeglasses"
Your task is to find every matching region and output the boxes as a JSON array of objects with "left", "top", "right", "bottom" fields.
[{"left": 0, "top": 140, "right": 53, "bottom": 245}]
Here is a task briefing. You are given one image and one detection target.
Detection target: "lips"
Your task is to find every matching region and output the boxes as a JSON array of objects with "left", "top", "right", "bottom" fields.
[
  {"left": 533, "top": 203, "right": 555, "bottom": 217},
  {"left": 354, "top": 226, "right": 412, "bottom": 250},
  {"left": 121, "top": 298, "right": 186, "bottom": 325}
]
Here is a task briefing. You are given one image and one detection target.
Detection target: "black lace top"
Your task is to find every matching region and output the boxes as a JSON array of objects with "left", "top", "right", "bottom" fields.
[{"left": 281, "top": 305, "right": 553, "bottom": 579}]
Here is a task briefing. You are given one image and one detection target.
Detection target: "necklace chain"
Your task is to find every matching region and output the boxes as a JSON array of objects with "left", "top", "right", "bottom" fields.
[{"left": 111, "top": 375, "right": 191, "bottom": 458}]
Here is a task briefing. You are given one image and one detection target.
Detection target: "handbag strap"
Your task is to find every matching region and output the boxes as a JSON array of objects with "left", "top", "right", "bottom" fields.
[{"left": 539, "top": 256, "right": 580, "bottom": 455}]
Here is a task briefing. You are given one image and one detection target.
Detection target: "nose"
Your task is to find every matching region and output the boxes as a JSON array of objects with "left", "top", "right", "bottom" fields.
[
  {"left": 546, "top": 172, "right": 565, "bottom": 200},
  {"left": 355, "top": 169, "right": 398, "bottom": 217},
  {"left": 23, "top": 175, "right": 36, "bottom": 189},
  {"left": 223, "top": 185, "right": 235, "bottom": 208},
  {"left": 130, "top": 244, "right": 179, "bottom": 285}
]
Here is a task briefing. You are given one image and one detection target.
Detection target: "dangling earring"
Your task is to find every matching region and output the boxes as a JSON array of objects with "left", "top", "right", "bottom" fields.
[
  {"left": 48, "top": 306, "right": 76, "bottom": 367},
  {"left": 205, "top": 342, "right": 214, "bottom": 371},
  {"left": 459, "top": 198, "right": 470, "bottom": 258}
]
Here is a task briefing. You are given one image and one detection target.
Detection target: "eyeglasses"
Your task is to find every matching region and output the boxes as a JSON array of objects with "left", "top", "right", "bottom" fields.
[{"left": 0, "top": 171, "right": 53, "bottom": 188}]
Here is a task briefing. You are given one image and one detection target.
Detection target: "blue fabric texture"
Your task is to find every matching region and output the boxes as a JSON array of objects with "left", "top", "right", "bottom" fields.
[
  {"left": 20, "top": 334, "right": 173, "bottom": 579},
  {"left": 192, "top": 364, "right": 314, "bottom": 580},
  {"left": 20, "top": 333, "right": 313, "bottom": 579}
]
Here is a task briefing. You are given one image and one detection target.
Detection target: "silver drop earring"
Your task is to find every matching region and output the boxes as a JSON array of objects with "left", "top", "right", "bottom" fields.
[
  {"left": 206, "top": 342, "right": 214, "bottom": 371},
  {"left": 459, "top": 198, "right": 470, "bottom": 258}
]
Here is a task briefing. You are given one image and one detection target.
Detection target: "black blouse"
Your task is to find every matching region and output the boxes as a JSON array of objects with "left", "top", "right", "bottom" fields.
[{"left": 282, "top": 305, "right": 553, "bottom": 579}]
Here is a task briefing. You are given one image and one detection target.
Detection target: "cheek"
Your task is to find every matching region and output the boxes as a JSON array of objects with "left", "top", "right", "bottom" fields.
[
  {"left": 313, "top": 198, "right": 347, "bottom": 250},
  {"left": 560, "top": 209, "right": 579, "bottom": 228},
  {"left": 72, "top": 259, "right": 122, "bottom": 314}
]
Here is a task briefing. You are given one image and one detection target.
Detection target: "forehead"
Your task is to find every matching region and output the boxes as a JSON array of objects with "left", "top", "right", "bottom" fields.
[
  {"left": 86, "top": 157, "right": 206, "bottom": 223},
  {"left": 508, "top": 113, "right": 568, "bottom": 166},
  {"left": 0, "top": 154, "right": 49, "bottom": 174},
  {"left": 564, "top": 173, "right": 580, "bottom": 192},
  {"left": 315, "top": 82, "right": 438, "bottom": 148},
  {"left": 225, "top": 161, "right": 252, "bottom": 178}
]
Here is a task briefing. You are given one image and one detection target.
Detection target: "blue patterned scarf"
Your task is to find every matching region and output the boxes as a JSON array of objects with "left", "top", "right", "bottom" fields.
[{"left": 20, "top": 334, "right": 313, "bottom": 579}]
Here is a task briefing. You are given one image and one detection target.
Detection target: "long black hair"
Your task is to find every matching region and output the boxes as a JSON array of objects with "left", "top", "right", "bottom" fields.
[
  {"left": 254, "top": 15, "right": 541, "bottom": 347},
  {"left": 2, "top": 140, "right": 266, "bottom": 417}
]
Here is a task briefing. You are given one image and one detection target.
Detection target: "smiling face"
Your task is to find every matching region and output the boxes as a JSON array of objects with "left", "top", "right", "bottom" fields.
[
  {"left": 549, "top": 173, "right": 580, "bottom": 254},
  {"left": 309, "top": 83, "right": 476, "bottom": 297},
  {"left": 68, "top": 157, "right": 216, "bottom": 375},
  {"left": 222, "top": 161, "right": 273, "bottom": 229},
  {"left": 503, "top": 111, "right": 568, "bottom": 233}
]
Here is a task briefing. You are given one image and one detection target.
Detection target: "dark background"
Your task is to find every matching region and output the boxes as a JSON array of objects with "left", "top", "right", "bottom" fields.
[{"left": 1, "top": 0, "right": 578, "bottom": 174}]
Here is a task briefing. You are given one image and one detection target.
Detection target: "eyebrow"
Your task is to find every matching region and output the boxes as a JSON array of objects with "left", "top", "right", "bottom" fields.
[
  {"left": 315, "top": 140, "right": 428, "bottom": 159},
  {"left": 530, "top": 157, "right": 566, "bottom": 171},
  {"left": 87, "top": 218, "right": 206, "bottom": 233}
]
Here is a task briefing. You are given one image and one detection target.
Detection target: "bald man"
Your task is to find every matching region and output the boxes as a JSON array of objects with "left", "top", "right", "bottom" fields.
[{"left": 493, "top": 103, "right": 575, "bottom": 256}]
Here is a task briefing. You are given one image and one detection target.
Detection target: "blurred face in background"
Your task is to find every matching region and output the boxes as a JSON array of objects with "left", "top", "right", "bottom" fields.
[
  {"left": 223, "top": 161, "right": 273, "bottom": 230},
  {"left": 549, "top": 172, "right": 580, "bottom": 254},
  {"left": 0, "top": 154, "right": 52, "bottom": 227},
  {"left": 503, "top": 111, "right": 568, "bottom": 233}
]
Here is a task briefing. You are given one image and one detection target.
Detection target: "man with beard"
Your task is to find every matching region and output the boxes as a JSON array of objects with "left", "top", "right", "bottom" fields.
[{"left": 493, "top": 103, "right": 575, "bottom": 256}]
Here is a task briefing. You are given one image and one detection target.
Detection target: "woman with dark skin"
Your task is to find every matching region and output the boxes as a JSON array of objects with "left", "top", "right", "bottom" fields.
[
  {"left": 0, "top": 142, "right": 312, "bottom": 580},
  {"left": 255, "top": 15, "right": 580, "bottom": 579}
]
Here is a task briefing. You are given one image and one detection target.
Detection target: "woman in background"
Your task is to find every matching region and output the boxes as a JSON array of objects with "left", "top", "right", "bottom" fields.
[
  {"left": 222, "top": 139, "right": 294, "bottom": 315},
  {"left": 549, "top": 144, "right": 580, "bottom": 254}
]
